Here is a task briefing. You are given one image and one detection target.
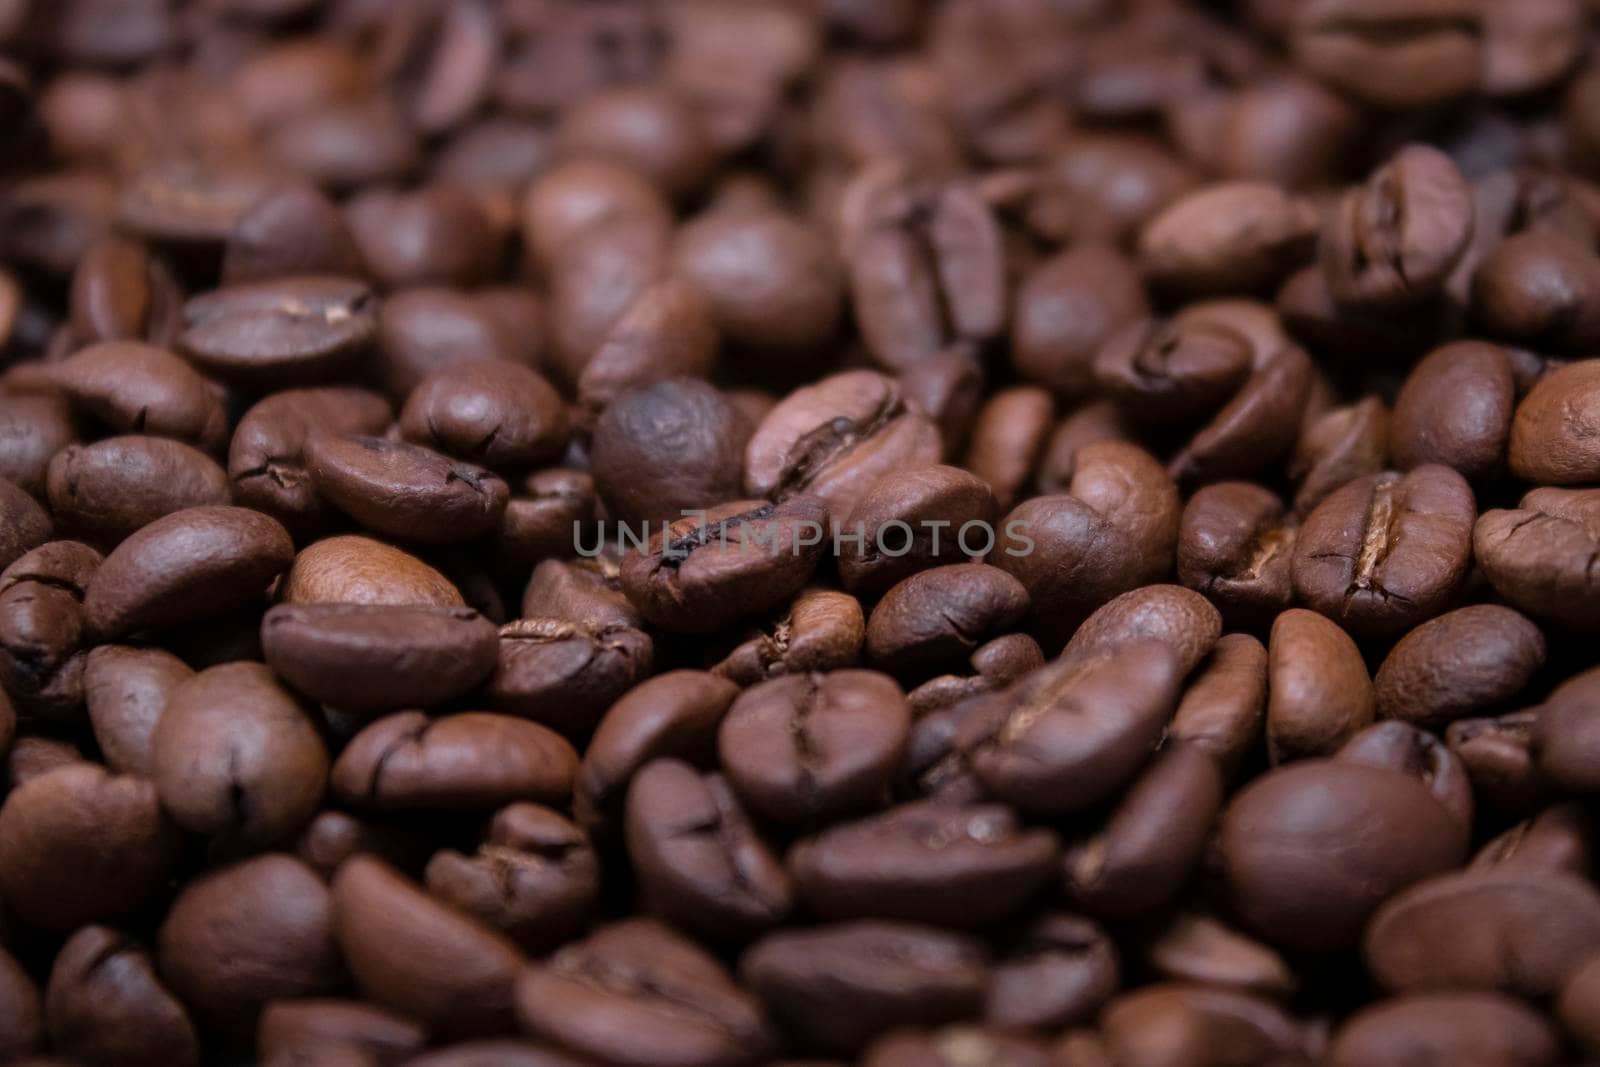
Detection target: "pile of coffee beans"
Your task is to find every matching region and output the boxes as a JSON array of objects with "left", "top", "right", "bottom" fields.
[{"left": 5, "top": 1, "right": 1600, "bottom": 1065}]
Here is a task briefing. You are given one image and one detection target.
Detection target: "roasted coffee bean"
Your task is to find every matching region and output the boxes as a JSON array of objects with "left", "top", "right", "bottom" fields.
[
  {"left": 1475, "top": 487, "right": 1600, "bottom": 628},
  {"left": 153, "top": 661, "right": 328, "bottom": 847},
  {"left": 718, "top": 670, "right": 908, "bottom": 826},
  {"left": 557, "top": 84, "right": 711, "bottom": 198},
  {"left": 743, "top": 371, "right": 941, "bottom": 520},
  {"left": 590, "top": 379, "right": 747, "bottom": 526},
  {"left": 257, "top": 999, "right": 425, "bottom": 1066},
  {"left": 898, "top": 348, "right": 985, "bottom": 457},
  {"left": 1329, "top": 992, "right": 1560, "bottom": 1067},
  {"left": 627, "top": 760, "right": 792, "bottom": 940},
  {"left": 984, "top": 914, "right": 1118, "bottom": 1031},
  {"left": 399, "top": 360, "right": 568, "bottom": 471},
  {"left": 1061, "top": 584, "right": 1223, "bottom": 680},
  {"left": 1374, "top": 605, "right": 1545, "bottom": 727},
  {"left": 1291, "top": 1, "right": 1482, "bottom": 109},
  {"left": 788, "top": 799, "right": 1060, "bottom": 927},
  {"left": 905, "top": 632, "right": 1044, "bottom": 717},
  {"left": 0, "top": 476, "right": 51, "bottom": 571},
  {"left": 519, "top": 159, "right": 673, "bottom": 273},
  {"left": 548, "top": 213, "right": 672, "bottom": 390},
  {"left": 333, "top": 856, "right": 524, "bottom": 1037},
  {"left": 282, "top": 535, "right": 464, "bottom": 608},
  {"left": 221, "top": 183, "right": 364, "bottom": 285},
  {"left": 1100, "top": 984, "right": 1314, "bottom": 1067},
  {"left": 1473, "top": 232, "right": 1600, "bottom": 352},
  {"left": 1143, "top": 913, "right": 1295, "bottom": 998},
  {"left": 864, "top": 1027, "right": 1054, "bottom": 1067},
  {"left": 1509, "top": 358, "right": 1600, "bottom": 485},
  {"left": 331, "top": 710, "right": 577, "bottom": 810},
  {"left": 50, "top": 341, "right": 227, "bottom": 450},
  {"left": 1169, "top": 633, "right": 1267, "bottom": 777},
  {"left": 514, "top": 919, "right": 771, "bottom": 1067},
  {"left": 837, "top": 465, "right": 997, "bottom": 597},
  {"left": 1336, "top": 721, "right": 1474, "bottom": 829},
  {"left": 711, "top": 587, "right": 864, "bottom": 686},
  {"left": 179, "top": 277, "right": 376, "bottom": 386},
  {"left": 577, "top": 278, "right": 720, "bottom": 418},
  {"left": 46, "top": 435, "right": 230, "bottom": 546},
  {"left": 426, "top": 803, "right": 600, "bottom": 953},
  {"left": 1176, "top": 482, "right": 1294, "bottom": 627},
  {"left": 0, "top": 539, "right": 98, "bottom": 720},
  {"left": 0, "top": 393, "right": 77, "bottom": 498},
  {"left": 376, "top": 287, "right": 541, "bottom": 399},
  {"left": 1266, "top": 608, "right": 1373, "bottom": 762},
  {"left": 486, "top": 617, "right": 654, "bottom": 737},
  {"left": 1291, "top": 465, "right": 1475, "bottom": 637},
  {"left": 866, "top": 564, "right": 1028, "bottom": 676},
  {"left": 1391, "top": 341, "right": 1515, "bottom": 481},
  {"left": 1137, "top": 181, "right": 1318, "bottom": 295},
  {"left": 1448, "top": 709, "right": 1548, "bottom": 815},
  {"left": 1218, "top": 760, "right": 1469, "bottom": 951},
  {"left": 0, "top": 763, "right": 180, "bottom": 930},
  {"left": 1011, "top": 244, "right": 1148, "bottom": 399},
  {"left": 1290, "top": 396, "right": 1390, "bottom": 517},
  {"left": 346, "top": 185, "right": 500, "bottom": 291},
  {"left": 68, "top": 235, "right": 180, "bottom": 345},
  {"left": 1365, "top": 868, "right": 1600, "bottom": 998},
  {"left": 45, "top": 926, "right": 199, "bottom": 1067},
  {"left": 741, "top": 920, "right": 987, "bottom": 1054},
  {"left": 83, "top": 644, "right": 191, "bottom": 776},
  {"left": 521, "top": 556, "right": 638, "bottom": 632},
  {"left": 577, "top": 670, "right": 739, "bottom": 829},
  {"left": 228, "top": 387, "right": 393, "bottom": 538},
  {"left": 963, "top": 387, "right": 1054, "bottom": 514},
  {"left": 403, "top": 1041, "right": 595, "bottom": 1067},
  {"left": 498, "top": 470, "right": 598, "bottom": 568},
  {"left": 84, "top": 505, "right": 293, "bottom": 637},
  {"left": 304, "top": 434, "right": 509, "bottom": 544},
  {"left": 620, "top": 497, "right": 830, "bottom": 635}
]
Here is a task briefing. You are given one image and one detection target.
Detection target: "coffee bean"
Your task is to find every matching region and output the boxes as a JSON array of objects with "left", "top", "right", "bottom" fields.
[
  {"left": 1374, "top": 605, "right": 1545, "bottom": 727},
  {"left": 521, "top": 556, "right": 638, "bottom": 631},
  {"left": 399, "top": 360, "right": 568, "bottom": 471},
  {"left": 83, "top": 644, "right": 191, "bottom": 776},
  {"left": 906, "top": 632, "right": 1043, "bottom": 717},
  {"left": 718, "top": 670, "right": 909, "bottom": 826},
  {"left": 1218, "top": 761, "right": 1469, "bottom": 951},
  {"left": 1447, "top": 708, "right": 1548, "bottom": 815},
  {"left": 1510, "top": 359, "right": 1600, "bottom": 484},
  {"left": 899, "top": 348, "right": 985, "bottom": 457},
  {"left": 0, "top": 539, "right": 97, "bottom": 722},
  {"left": 590, "top": 379, "right": 747, "bottom": 526},
  {"left": 0, "top": 393, "right": 77, "bottom": 497},
  {"left": 963, "top": 386, "right": 1054, "bottom": 511},
  {"left": 1292, "top": 1, "right": 1483, "bottom": 109},
  {"left": 0, "top": 763, "right": 179, "bottom": 930},
  {"left": 1291, "top": 465, "right": 1475, "bottom": 637},
  {"left": 486, "top": 617, "right": 654, "bottom": 737},
  {"left": 179, "top": 276, "right": 376, "bottom": 386},
  {"left": 1336, "top": 993, "right": 1559, "bottom": 1067},
  {"left": 332, "top": 710, "right": 577, "bottom": 810},
  {"left": 402, "top": 1041, "right": 594, "bottom": 1067},
  {"left": 1473, "top": 232, "right": 1600, "bottom": 351},
  {"left": 152, "top": 661, "right": 328, "bottom": 846},
  {"left": 346, "top": 185, "right": 500, "bottom": 290},
  {"left": 711, "top": 587, "right": 865, "bottom": 686},
  {"left": 0, "top": 476, "right": 52, "bottom": 571},
  {"left": 67, "top": 235, "right": 181, "bottom": 345},
  {"left": 1062, "top": 584, "right": 1223, "bottom": 679},
  {"left": 221, "top": 183, "right": 364, "bottom": 285},
  {"left": 44, "top": 926, "right": 199, "bottom": 1067},
  {"left": 1266, "top": 608, "right": 1373, "bottom": 762},
  {"left": 425, "top": 803, "right": 599, "bottom": 953},
  {"left": 497, "top": 469, "right": 598, "bottom": 568},
  {"left": 515, "top": 919, "right": 772, "bottom": 1067},
  {"left": 1143, "top": 913, "right": 1294, "bottom": 999},
  {"left": 519, "top": 159, "right": 673, "bottom": 273},
  {"left": 985, "top": 913, "right": 1119, "bottom": 1031},
  {"left": 1337, "top": 720, "right": 1475, "bottom": 829},
  {"left": 262, "top": 602, "right": 499, "bottom": 714},
  {"left": 788, "top": 799, "right": 1060, "bottom": 927},
  {"left": 333, "top": 855, "right": 525, "bottom": 1037},
  {"left": 863, "top": 1027, "right": 1054, "bottom": 1067},
  {"left": 1138, "top": 181, "right": 1319, "bottom": 295},
  {"left": 740, "top": 920, "right": 987, "bottom": 1054},
  {"left": 257, "top": 999, "right": 425, "bottom": 1066},
  {"left": 83, "top": 505, "right": 293, "bottom": 637},
  {"left": 1177, "top": 482, "right": 1294, "bottom": 627},
  {"left": 304, "top": 434, "right": 509, "bottom": 544},
  {"left": 1011, "top": 244, "right": 1148, "bottom": 398},
  {"left": 626, "top": 759, "right": 792, "bottom": 940},
  {"left": 1291, "top": 396, "right": 1390, "bottom": 517},
  {"left": 548, "top": 213, "right": 672, "bottom": 390},
  {"left": 51, "top": 341, "right": 227, "bottom": 450},
  {"left": 578, "top": 278, "right": 719, "bottom": 419},
  {"left": 281, "top": 535, "right": 464, "bottom": 607},
  {"left": 46, "top": 435, "right": 230, "bottom": 546},
  {"left": 1100, "top": 983, "right": 1315, "bottom": 1067},
  {"left": 116, "top": 165, "right": 278, "bottom": 248},
  {"left": 377, "top": 287, "right": 541, "bottom": 399},
  {"left": 867, "top": 564, "right": 1028, "bottom": 677},
  {"left": 1391, "top": 341, "right": 1515, "bottom": 481},
  {"left": 837, "top": 465, "right": 997, "bottom": 597},
  {"left": 1167, "top": 634, "right": 1267, "bottom": 777},
  {"left": 1475, "top": 487, "right": 1600, "bottom": 628}
]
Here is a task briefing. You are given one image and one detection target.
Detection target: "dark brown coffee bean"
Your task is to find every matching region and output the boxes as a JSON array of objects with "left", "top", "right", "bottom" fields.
[
  {"left": 486, "top": 617, "right": 654, "bottom": 737},
  {"left": 0, "top": 539, "right": 97, "bottom": 721},
  {"left": 84, "top": 505, "right": 293, "bottom": 637},
  {"left": 1391, "top": 341, "right": 1515, "bottom": 481},
  {"left": 1473, "top": 232, "right": 1600, "bottom": 352},
  {"left": 83, "top": 644, "right": 191, "bottom": 776},
  {"left": 1143, "top": 913, "right": 1294, "bottom": 998},
  {"left": 0, "top": 477, "right": 54, "bottom": 572},
  {"left": 718, "top": 670, "right": 908, "bottom": 826},
  {"left": 898, "top": 347, "right": 985, "bottom": 457},
  {"left": 262, "top": 602, "right": 498, "bottom": 714},
  {"left": 620, "top": 497, "right": 831, "bottom": 635},
  {"left": 741, "top": 920, "right": 987, "bottom": 1055},
  {"left": 332, "top": 710, "right": 576, "bottom": 810},
  {"left": 305, "top": 434, "right": 509, "bottom": 544},
  {"left": 1266, "top": 608, "right": 1373, "bottom": 762},
  {"left": 51, "top": 341, "right": 226, "bottom": 449},
  {"left": 153, "top": 661, "right": 328, "bottom": 846},
  {"left": 557, "top": 85, "right": 712, "bottom": 197},
  {"left": 1291, "top": 2, "right": 1482, "bottom": 109},
  {"left": 590, "top": 379, "right": 747, "bottom": 526},
  {"left": 985, "top": 913, "right": 1118, "bottom": 1031},
  {"left": 866, "top": 564, "right": 1028, "bottom": 676},
  {"left": 1177, "top": 481, "right": 1294, "bottom": 627},
  {"left": 521, "top": 556, "right": 637, "bottom": 631},
  {"left": 46, "top": 435, "right": 230, "bottom": 546},
  {"left": 519, "top": 159, "right": 673, "bottom": 273},
  {"left": 577, "top": 670, "right": 739, "bottom": 830},
  {"left": 1336, "top": 720, "right": 1475, "bottom": 829},
  {"left": 788, "top": 799, "right": 1060, "bottom": 927},
  {"left": 1329, "top": 992, "right": 1560, "bottom": 1067},
  {"left": 1374, "top": 605, "right": 1545, "bottom": 727},
  {"left": 1366, "top": 868, "right": 1600, "bottom": 998},
  {"left": 674, "top": 206, "right": 842, "bottom": 357},
  {"left": 257, "top": 999, "right": 426, "bottom": 1066},
  {"left": 498, "top": 469, "right": 598, "bottom": 568},
  {"left": 1062, "top": 584, "right": 1223, "bottom": 680},
  {"left": 744, "top": 371, "right": 941, "bottom": 521},
  {"left": 514, "top": 919, "right": 772, "bottom": 1067},
  {"left": 0, "top": 763, "right": 179, "bottom": 930},
  {"left": 1218, "top": 760, "right": 1469, "bottom": 951},
  {"left": 377, "top": 287, "right": 542, "bottom": 399},
  {"left": 67, "top": 235, "right": 181, "bottom": 345},
  {"left": 1170, "top": 633, "right": 1267, "bottom": 777},
  {"left": 577, "top": 278, "right": 720, "bottom": 418},
  {"left": 0, "top": 393, "right": 77, "bottom": 498},
  {"left": 334, "top": 855, "right": 524, "bottom": 1037},
  {"left": 837, "top": 465, "right": 997, "bottom": 597},
  {"left": 45, "top": 926, "right": 199, "bottom": 1067},
  {"left": 179, "top": 276, "right": 376, "bottom": 386},
  {"left": 1100, "top": 983, "right": 1314, "bottom": 1067},
  {"left": 1533, "top": 666, "right": 1600, "bottom": 792},
  {"left": 1475, "top": 487, "right": 1600, "bottom": 628},
  {"left": 222, "top": 183, "right": 364, "bottom": 285},
  {"left": 1138, "top": 182, "right": 1318, "bottom": 295},
  {"left": 1011, "top": 244, "right": 1148, "bottom": 398},
  {"left": 1063, "top": 744, "right": 1224, "bottom": 918},
  {"left": 963, "top": 386, "right": 1054, "bottom": 511},
  {"left": 1291, "top": 465, "right": 1475, "bottom": 637},
  {"left": 1290, "top": 396, "right": 1390, "bottom": 518},
  {"left": 399, "top": 360, "right": 568, "bottom": 471},
  {"left": 1509, "top": 358, "right": 1600, "bottom": 485},
  {"left": 282, "top": 535, "right": 464, "bottom": 608},
  {"left": 548, "top": 213, "right": 672, "bottom": 390},
  {"left": 626, "top": 760, "right": 792, "bottom": 939},
  {"left": 425, "top": 803, "right": 599, "bottom": 953},
  {"left": 346, "top": 185, "right": 500, "bottom": 290},
  {"left": 158, "top": 855, "right": 342, "bottom": 1034},
  {"left": 711, "top": 587, "right": 865, "bottom": 687}
]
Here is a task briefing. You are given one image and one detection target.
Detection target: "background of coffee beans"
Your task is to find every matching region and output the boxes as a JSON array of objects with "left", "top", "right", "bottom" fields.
[{"left": 1, "top": 1, "right": 1600, "bottom": 1065}]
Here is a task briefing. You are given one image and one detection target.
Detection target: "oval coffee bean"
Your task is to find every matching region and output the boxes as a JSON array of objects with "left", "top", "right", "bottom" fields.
[
  {"left": 179, "top": 276, "right": 376, "bottom": 385},
  {"left": 1143, "top": 914, "right": 1294, "bottom": 999},
  {"left": 486, "top": 618, "right": 654, "bottom": 737},
  {"left": 1510, "top": 358, "right": 1600, "bottom": 484},
  {"left": 1559, "top": 954, "right": 1600, "bottom": 1055},
  {"left": 1475, "top": 487, "right": 1600, "bottom": 628},
  {"left": 1374, "top": 605, "right": 1545, "bottom": 727},
  {"left": 0, "top": 477, "right": 51, "bottom": 571},
  {"left": 304, "top": 434, "right": 509, "bottom": 544},
  {"left": 257, "top": 999, "right": 426, "bottom": 1066},
  {"left": 83, "top": 644, "right": 192, "bottom": 776},
  {"left": 1328, "top": 992, "right": 1560, "bottom": 1067},
  {"left": 399, "top": 360, "right": 569, "bottom": 470},
  {"left": 711, "top": 586, "right": 865, "bottom": 687},
  {"left": 1337, "top": 721, "right": 1474, "bottom": 830},
  {"left": 1063, "top": 584, "right": 1224, "bottom": 681},
  {"left": 46, "top": 435, "right": 230, "bottom": 546},
  {"left": 261, "top": 602, "right": 498, "bottom": 714},
  {"left": 866, "top": 564, "right": 1029, "bottom": 676},
  {"left": 1176, "top": 481, "right": 1295, "bottom": 627},
  {"left": 281, "top": 535, "right": 464, "bottom": 607},
  {"left": 0, "top": 393, "right": 77, "bottom": 497},
  {"left": 1100, "top": 983, "right": 1314, "bottom": 1067},
  {"left": 1266, "top": 608, "right": 1373, "bottom": 762},
  {"left": 50, "top": 341, "right": 227, "bottom": 450},
  {"left": 45, "top": 926, "right": 199, "bottom": 1067},
  {"left": 985, "top": 913, "right": 1119, "bottom": 1031},
  {"left": 1391, "top": 341, "right": 1515, "bottom": 481},
  {"left": 837, "top": 465, "right": 997, "bottom": 597}
]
